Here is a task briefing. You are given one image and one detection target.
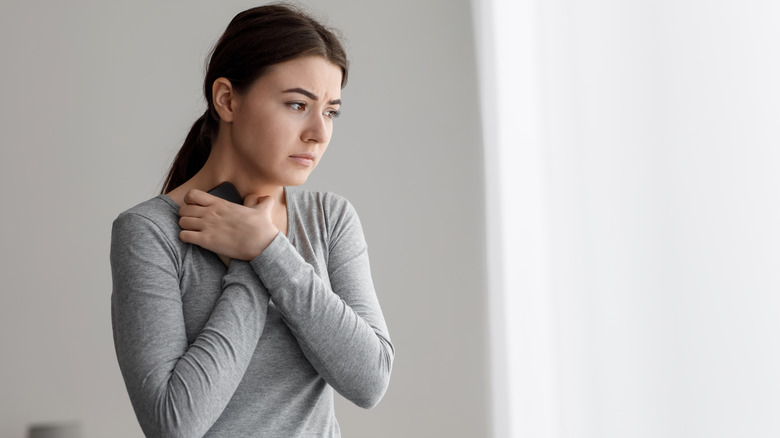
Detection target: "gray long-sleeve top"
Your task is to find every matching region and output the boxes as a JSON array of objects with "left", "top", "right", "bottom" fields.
[{"left": 110, "top": 187, "right": 394, "bottom": 437}]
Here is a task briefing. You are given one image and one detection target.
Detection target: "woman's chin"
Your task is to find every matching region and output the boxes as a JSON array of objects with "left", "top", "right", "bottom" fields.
[{"left": 284, "top": 174, "right": 312, "bottom": 187}]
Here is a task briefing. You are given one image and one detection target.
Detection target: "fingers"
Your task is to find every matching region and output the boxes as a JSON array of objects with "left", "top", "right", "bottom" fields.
[
  {"left": 179, "top": 228, "right": 213, "bottom": 247},
  {"left": 183, "top": 189, "right": 218, "bottom": 206},
  {"left": 178, "top": 215, "right": 203, "bottom": 231},
  {"left": 179, "top": 229, "right": 198, "bottom": 245},
  {"left": 178, "top": 203, "right": 207, "bottom": 219},
  {"left": 244, "top": 194, "right": 274, "bottom": 209}
]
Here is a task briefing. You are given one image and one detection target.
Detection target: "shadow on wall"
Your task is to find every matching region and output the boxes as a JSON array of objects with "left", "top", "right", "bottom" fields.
[{"left": 27, "top": 422, "right": 82, "bottom": 438}]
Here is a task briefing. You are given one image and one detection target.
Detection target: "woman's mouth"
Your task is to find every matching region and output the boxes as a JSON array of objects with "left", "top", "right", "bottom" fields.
[{"left": 289, "top": 154, "right": 315, "bottom": 166}]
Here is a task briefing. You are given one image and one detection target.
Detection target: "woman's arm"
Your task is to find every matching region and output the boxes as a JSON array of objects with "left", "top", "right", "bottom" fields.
[
  {"left": 110, "top": 211, "right": 269, "bottom": 438},
  {"left": 250, "top": 197, "right": 394, "bottom": 409}
]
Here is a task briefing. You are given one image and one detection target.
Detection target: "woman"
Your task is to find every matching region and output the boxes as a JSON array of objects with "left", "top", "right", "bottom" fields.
[{"left": 110, "top": 5, "right": 394, "bottom": 437}]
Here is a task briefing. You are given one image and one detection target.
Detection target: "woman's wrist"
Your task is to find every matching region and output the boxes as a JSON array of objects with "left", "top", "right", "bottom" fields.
[{"left": 245, "top": 227, "right": 280, "bottom": 260}]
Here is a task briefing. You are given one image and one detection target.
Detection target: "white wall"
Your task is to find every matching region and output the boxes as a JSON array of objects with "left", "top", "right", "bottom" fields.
[
  {"left": 0, "top": 1, "right": 489, "bottom": 437},
  {"left": 477, "top": 0, "right": 780, "bottom": 437}
]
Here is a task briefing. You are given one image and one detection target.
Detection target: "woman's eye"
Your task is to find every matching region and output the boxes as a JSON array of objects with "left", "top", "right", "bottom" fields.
[
  {"left": 289, "top": 102, "right": 306, "bottom": 111},
  {"left": 325, "top": 109, "right": 341, "bottom": 119}
]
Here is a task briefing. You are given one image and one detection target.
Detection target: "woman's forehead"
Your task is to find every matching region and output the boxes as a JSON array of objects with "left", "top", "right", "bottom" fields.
[{"left": 258, "top": 56, "right": 343, "bottom": 98}]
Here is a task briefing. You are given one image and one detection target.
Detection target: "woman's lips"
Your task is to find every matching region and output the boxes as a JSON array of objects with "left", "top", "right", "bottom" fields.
[{"left": 289, "top": 154, "right": 315, "bottom": 166}]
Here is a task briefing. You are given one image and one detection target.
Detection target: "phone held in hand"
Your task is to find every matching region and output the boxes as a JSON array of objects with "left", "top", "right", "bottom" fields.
[{"left": 208, "top": 182, "right": 243, "bottom": 204}]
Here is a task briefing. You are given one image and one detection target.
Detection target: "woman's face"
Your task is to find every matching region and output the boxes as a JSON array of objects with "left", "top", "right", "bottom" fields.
[{"left": 226, "top": 55, "right": 343, "bottom": 188}]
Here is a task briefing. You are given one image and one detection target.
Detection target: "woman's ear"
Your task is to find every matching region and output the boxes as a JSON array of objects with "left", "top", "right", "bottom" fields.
[{"left": 212, "top": 78, "right": 237, "bottom": 123}]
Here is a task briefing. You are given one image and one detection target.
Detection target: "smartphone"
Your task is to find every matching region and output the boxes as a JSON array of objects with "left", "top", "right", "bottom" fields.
[{"left": 208, "top": 182, "right": 243, "bottom": 204}]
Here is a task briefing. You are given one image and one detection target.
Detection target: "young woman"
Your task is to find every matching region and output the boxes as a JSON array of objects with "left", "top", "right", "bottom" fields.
[{"left": 110, "top": 5, "right": 394, "bottom": 437}]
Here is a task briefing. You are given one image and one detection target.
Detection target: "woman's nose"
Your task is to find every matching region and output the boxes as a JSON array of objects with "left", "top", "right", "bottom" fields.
[{"left": 302, "top": 113, "right": 330, "bottom": 144}]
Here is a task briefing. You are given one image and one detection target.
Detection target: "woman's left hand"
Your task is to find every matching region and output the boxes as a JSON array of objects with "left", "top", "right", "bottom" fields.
[{"left": 178, "top": 189, "right": 280, "bottom": 263}]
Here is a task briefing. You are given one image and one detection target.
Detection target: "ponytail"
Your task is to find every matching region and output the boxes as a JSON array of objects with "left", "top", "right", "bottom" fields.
[{"left": 161, "top": 109, "right": 217, "bottom": 194}]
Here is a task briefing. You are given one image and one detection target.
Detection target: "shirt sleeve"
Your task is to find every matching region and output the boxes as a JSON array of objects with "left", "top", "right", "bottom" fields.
[
  {"left": 249, "top": 198, "right": 394, "bottom": 409},
  {"left": 110, "top": 211, "right": 270, "bottom": 438}
]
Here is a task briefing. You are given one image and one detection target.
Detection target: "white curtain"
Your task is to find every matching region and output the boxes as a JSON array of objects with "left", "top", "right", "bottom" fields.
[{"left": 474, "top": 1, "right": 780, "bottom": 437}]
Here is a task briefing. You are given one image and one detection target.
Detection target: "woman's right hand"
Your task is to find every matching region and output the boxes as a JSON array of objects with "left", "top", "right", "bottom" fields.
[{"left": 178, "top": 189, "right": 280, "bottom": 262}]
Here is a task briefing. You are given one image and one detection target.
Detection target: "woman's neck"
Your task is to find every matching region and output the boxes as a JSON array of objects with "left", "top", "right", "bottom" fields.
[
  {"left": 191, "top": 143, "right": 285, "bottom": 203},
  {"left": 165, "top": 154, "right": 285, "bottom": 209}
]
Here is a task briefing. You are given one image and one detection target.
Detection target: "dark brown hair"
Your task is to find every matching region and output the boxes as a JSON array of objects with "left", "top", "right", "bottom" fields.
[{"left": 161, "top": 4, "right": 349, "bottom": 193}]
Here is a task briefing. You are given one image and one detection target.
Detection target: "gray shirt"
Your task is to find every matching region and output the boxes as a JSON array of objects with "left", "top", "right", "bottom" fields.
[{"left": 110, "top": 187, "right": 394, "bottom": 437}]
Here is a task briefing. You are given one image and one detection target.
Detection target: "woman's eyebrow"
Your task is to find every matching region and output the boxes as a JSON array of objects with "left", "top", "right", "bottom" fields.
[{"left": 282, "top": 88, "right": 341, "bottom": 105}]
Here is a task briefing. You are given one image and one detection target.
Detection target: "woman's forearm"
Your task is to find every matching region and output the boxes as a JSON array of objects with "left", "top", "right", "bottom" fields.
[
  {"left": 111, "top": 212, "right": 270, "bottom": 437},
  {"left": 251, "top": 228, "right": 394, "bottom": 408}
]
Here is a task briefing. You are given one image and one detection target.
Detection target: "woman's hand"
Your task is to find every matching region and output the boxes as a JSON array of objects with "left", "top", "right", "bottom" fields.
[{"left": 178, "top": 189, "right": 280, "bottom": 263}]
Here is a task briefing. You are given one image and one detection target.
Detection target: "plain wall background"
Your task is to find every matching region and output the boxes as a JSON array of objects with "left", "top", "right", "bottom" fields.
[{"left": 0, "top": 1, "right": 489, "bottom": 437}]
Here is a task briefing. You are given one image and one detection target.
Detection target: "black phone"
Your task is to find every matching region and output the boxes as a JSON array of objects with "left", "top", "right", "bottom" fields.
[{"left": 208, "top": 182, "right": 243, "bottom": 204}]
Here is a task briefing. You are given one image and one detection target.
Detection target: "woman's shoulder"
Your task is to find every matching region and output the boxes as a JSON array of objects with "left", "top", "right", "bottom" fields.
[
  {"left": 112, "top": 195, "right": 181, "bottom": 243},
  {"left": 286, "top": 187, "right": 363, "bottom": 239},
  {"left": 286, "top": 187, "right": 356, "bottom": 217}
]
